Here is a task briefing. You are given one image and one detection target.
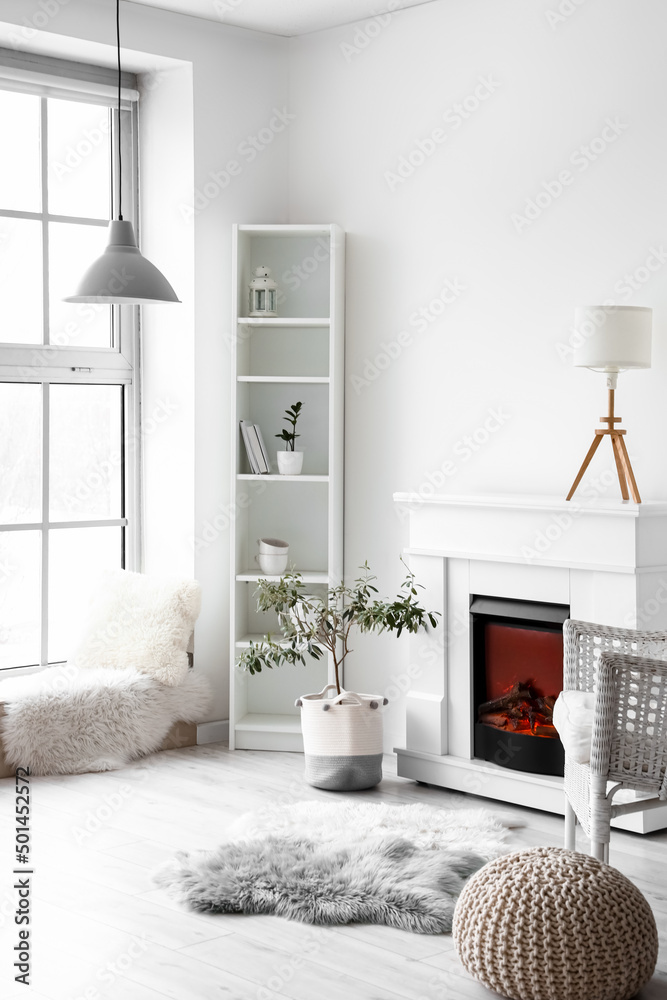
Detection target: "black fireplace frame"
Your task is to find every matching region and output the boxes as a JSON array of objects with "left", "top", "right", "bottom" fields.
[{"left": 470, "top": 595, "right": 570, "bottom": 777}]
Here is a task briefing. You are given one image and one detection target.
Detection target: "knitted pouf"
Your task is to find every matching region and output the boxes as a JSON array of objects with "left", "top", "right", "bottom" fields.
[{"left": 452, "top": 847, "right": 658, "bottom": 1000}]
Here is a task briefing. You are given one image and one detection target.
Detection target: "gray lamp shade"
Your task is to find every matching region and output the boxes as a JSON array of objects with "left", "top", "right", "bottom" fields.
[
  {"left": 64, "top": 220, "right": 180, "bottom": 304},
  {"left": 573, "top": 305, "right": 652, "bottom": 371}
]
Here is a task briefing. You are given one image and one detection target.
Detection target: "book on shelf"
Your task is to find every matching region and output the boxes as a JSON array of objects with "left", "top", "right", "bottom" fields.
[
  {"left": 253, "top": 424, "right": 272, "bottom": 473},
  {"left": 239, "top": 420, "right": 270, "bottom": 474},
  {"left": 240, "top": 420, "right": 260, "bottom": 474},
  {"left": 247, "top": 424, "right": 269, "bottom": 474}
]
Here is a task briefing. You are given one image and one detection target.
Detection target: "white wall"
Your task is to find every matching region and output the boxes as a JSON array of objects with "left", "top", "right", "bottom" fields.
[
  {"left": 287, "top": 0, "right": 667, "bottom": 747},
  {"left": 5, "top": 0, "right": 667, "bottom": 744},
  {"left": 0, "top": 0, "right": 290, "bottom": 722}
]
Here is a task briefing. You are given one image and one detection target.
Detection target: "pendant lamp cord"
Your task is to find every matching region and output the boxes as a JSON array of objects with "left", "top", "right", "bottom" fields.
[{"left": 116, "top": 0, "right": 123, "bottom": 220}]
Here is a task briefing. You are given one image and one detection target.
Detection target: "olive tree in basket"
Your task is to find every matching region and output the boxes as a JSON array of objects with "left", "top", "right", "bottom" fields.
[{"left": 237, "top": 562, "right": 439, "bottom": 791}]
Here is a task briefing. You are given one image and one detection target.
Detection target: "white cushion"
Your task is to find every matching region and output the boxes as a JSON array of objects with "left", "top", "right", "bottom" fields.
[
  {"left": 552, "top": 690, "right": 595, "bottom": 764},
  {"left": 69, "top": 569, "right": 202, "bottom": 687}
]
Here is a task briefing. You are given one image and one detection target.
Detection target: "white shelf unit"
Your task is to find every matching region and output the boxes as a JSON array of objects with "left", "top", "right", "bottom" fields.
[{"left": 229, "top": 224, "right": 344, "bottom": 751}]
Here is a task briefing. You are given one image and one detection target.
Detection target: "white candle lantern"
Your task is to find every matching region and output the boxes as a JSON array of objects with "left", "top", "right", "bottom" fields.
[{"left": 249, "top": 266, "right": 278, "bottom": 317}]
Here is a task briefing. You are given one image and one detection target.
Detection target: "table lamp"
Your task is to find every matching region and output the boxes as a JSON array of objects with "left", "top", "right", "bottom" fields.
[{"left": 566, "top": 305, "right": 652, "bottom": 504}]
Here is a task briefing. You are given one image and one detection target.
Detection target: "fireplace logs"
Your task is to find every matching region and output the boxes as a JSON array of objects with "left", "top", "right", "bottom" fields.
[{"left": 477, "top": 681, "right": 558, "bottom": 738}]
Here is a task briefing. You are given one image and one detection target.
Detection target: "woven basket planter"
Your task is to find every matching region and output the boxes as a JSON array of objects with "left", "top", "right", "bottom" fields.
[
  {"left": 296, "top": 685, "right": 387, "bottom": 791},
  {"left": 453, "top": 846, "right": 658, "bottom": 1000}
]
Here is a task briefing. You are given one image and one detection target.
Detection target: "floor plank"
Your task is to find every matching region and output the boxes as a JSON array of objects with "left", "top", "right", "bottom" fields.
[{"left": 1, "top": 744, "right": 666, "bottom": 1000}]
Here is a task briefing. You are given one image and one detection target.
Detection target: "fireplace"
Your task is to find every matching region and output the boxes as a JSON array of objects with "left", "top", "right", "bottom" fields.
[
  {"left": 470, "top": 596, "right": 569, "bottom": 777},
  {"left": 393, "top": 492, "right": 667, "bottom": 832}
]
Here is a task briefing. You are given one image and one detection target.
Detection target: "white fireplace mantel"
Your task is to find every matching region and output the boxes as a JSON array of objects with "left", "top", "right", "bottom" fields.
[{"left": 393, "top": 492, "right": 667, "bottom": 833}]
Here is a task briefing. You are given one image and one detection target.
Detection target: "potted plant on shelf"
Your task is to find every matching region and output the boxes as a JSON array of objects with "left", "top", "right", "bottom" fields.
[
  {"left": 237, "top": 561, "right": 439, "bottom": 791},
  {"left": 275, "top": 400, "right": 303, "bottom": 475}
]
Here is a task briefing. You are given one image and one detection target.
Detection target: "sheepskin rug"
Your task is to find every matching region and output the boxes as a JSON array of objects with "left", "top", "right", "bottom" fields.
[
  {"left": 155, "top": 801, "right": 509, "bottom": 934},
  {"left": 0, "top": 666, "right": 210, "bottom": 775},
  {"left": 69, "top": 569, "right": 202, "bottom": 687}
]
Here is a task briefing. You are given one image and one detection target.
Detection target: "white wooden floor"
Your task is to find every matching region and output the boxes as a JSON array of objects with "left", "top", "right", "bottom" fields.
[{"left": 1, "top": 744, "right": 666, "bottom": 1000}]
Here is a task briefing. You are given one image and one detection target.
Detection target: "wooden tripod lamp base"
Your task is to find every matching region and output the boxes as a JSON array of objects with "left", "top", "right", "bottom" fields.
[{"left": 566, "top": 376, "right": 641, "bottom": 503}]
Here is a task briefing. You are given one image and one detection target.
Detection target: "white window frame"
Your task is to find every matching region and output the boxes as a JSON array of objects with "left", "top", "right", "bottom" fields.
[{"left": 0, "top": 55, "right": 142, "bottom": 673}]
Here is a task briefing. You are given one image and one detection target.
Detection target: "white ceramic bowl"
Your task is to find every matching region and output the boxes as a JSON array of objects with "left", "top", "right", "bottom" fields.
[
  {"left": 257, "top": 552, "right": 288, "bottom": 575},
  {"left": 258, "top": 537, "right": 289, "bottom": 555}
]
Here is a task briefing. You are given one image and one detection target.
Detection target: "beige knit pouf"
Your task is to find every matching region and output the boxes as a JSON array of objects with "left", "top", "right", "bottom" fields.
[{"left": 452, "top": 847, "right": 657, "bottom": 1000}]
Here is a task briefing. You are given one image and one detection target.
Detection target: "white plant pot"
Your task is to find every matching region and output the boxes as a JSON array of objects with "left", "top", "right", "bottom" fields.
[
  {"left": 277, "top": 450, "right": 303, "bottom": 476},
  {"left": 295, "top": 685, "right": 388, "bottom": 791}
]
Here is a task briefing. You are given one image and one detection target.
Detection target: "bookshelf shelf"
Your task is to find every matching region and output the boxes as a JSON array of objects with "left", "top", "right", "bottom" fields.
[
  {"left": 235, "top": 634, "right": 290, "bottom": 648},
  {"left": 237, "top": 474, "right": 329, "bottom": 482},
  {"left": 236, "top": 570, "right": 330, "bottom": 584},
  {"left": 237, "top": 376, "right": 330, "bottom": 384},
  {"left": 229, "top": 223, "right": 344, "bottom": 752},
  {"left": 238, "top": 317, "right": 330, "bottom": 328}
]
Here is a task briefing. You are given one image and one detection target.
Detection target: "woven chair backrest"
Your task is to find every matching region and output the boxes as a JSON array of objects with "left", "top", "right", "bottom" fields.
[
  {"left": 595, "top": 653, "right": 667, "bottom": 795},
  {"left": 564, "top": 620, "right": 667, "bottom": 795},
  {"left": 563, "top": 619, "right": 667, "bottom": 692}
]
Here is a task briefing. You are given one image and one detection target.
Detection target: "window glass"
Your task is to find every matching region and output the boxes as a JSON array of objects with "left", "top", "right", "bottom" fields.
[
  {"left": 0, "top": 79, "right": 136, "bottom": 671},
  {"left": 0, "top": 217, "right": 43, "bottom": 344},
  {"left": 47, "top": 99, "right": 111, "bottom": 219},
  {"left": 0, "top": 383, "right": 41, "bottom": 524},
  {"left": 49, "top": 222, "right": 111, "bottom": 347},
  {"left": 48, "top": 525, "right": 121, "bottom": 663},
  {"left": 49, "top": 384, "right": 122, "bottom": 522},
  {"left": 0, "top": 530, "right": 41, "bottom": 669},
  {"left": 0, "top": 90, "right": 41, "bottom": 212}
]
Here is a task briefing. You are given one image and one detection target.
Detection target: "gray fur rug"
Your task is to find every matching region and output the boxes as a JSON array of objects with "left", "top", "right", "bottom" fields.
[{"left": 154, "top": 801, "right": 509, "bottom": 934}]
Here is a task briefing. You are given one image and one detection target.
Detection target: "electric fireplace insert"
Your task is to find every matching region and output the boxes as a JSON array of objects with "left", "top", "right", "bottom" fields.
[{"left": 470, "top": 595, "right": 569, "bottom": 777}]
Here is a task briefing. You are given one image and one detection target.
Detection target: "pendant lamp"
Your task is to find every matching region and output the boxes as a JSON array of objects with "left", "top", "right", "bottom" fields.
[{"left": 65, "top": 0, "right": 179, "bottom": 304}]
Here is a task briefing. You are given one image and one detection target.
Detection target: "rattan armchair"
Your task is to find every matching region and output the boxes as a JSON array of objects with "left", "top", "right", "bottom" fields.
[{"left": 563, "top": 619, "right": 667, "bottom": 862}]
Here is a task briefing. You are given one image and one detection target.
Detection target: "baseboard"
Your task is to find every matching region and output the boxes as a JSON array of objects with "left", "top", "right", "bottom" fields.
[{"left": 197, "top": 719, "right": 229, "bottom": 745}]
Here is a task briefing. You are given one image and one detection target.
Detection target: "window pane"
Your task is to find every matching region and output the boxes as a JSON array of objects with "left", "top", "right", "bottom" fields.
[
  {"left": 47, "top": 99, "right": 111, "bottom": 219},
  {"left": 0, "top": 91, "right": 41, "bottom": 212},
  {"left": 0, "top": 383, "right": 42, "bottom": 524},
  {"left": 0, "top": 217, "right": 43, "bottom": 344},
  {"left": 0, "top": 531, "right": 41, "bottom": 669},
  {"left": 50, "top": 384, "right": 122, "bottom": 522},
  {"left": 48, "top": 525, "right": 120, "bottom": 663},
  {"left": 49, "top": 222, "right": 111, "bottom": 347}
]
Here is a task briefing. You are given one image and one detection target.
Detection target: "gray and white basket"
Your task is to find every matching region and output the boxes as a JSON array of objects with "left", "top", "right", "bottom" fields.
[{"left": 296, "top": 684, "right": 388, "bottom": 791}]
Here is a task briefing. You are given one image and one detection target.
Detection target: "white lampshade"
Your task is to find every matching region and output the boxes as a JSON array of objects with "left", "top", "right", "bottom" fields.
[
  {"left": 64, "top": 220, "right": 180, "bottom": 304},
  {"left": 573, "top": 305, "right": 652, "bottom": 371}
]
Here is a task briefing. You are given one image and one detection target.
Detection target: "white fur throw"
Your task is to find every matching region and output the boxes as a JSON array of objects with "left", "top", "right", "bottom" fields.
[
  {"left": 0, "top": 666, "right": 210, "bottom": 775},
  {"left": 70, "top": 569, "right": 202, "bottom": 686}
]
